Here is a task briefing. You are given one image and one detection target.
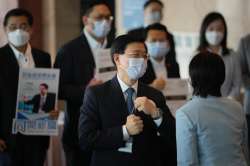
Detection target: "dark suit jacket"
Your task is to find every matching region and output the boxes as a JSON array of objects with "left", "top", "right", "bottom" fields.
[
  {"left": 25, "top": 93, "right": 56, "bottom": 113},
  {"left": 79, "top": 76, "right": 176, "bottom": 166},
  {"left": 0, "top": 44, "right": 51, "bottom": 152},
  {"left": 54, "top": 33, "right": 111, "bottom": 148}
]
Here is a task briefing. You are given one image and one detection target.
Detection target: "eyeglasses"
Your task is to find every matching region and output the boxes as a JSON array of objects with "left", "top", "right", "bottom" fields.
[
  {"left": 90, "top": 15, "right": 113, "bottom": 22},
  {"left": 124, "top": 52, "right": 148, "bottom": 59},
  {"left": 7, "top": 23, "right": 30, "bottom": 31}
]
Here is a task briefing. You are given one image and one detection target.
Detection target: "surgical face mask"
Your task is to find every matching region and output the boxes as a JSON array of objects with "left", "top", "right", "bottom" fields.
[
  {"left": 122, "top": 58, "right": 147, "bottom": 80},
  {"left": 144, "top": 11, "right": 161, "bottom": 26},
  {"left": 92, "top": 20, "right": 111, "bottom": 38},
  {"left": 7, "top": 29, "right": 30, "bottom": 47},
  {"left": 205, "top": 31, "right": 224, "bottom": 46},
  {"left": 146, "top": 41, "right": 170, "bottom": 58}
]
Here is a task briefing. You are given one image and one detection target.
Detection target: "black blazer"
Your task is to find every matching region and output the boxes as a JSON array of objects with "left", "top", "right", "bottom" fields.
[
  {"left": 54, "top": 33, "right": 111, "bottom": 148},
  {"left": 0, "top": 44, "right": 51, "bottom": 152},
  {"left": 25, "top": 93, "right": 56, "bottom": 113},
  {"left": 79, "top": 76, "right": 176, "bottom": 166},
  {"left": 140, "top": 58, "right": 180, "bottom": 84}
]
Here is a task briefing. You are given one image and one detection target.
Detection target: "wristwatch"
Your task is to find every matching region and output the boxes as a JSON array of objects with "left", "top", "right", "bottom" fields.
[{"left": 152, "top": 108, "right": 163, "bottom": 120}]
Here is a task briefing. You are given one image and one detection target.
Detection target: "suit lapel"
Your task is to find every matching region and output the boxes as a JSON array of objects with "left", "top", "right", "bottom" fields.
[
  {"left": 81, "top": 33, "right": 96, "bottom": 68},
  {"left": 31, "top": 50, "right": 39, "bottom": 67},
  {"left": 4, "top": 44, "right": 19, "bottom": 73},
  {"left": 110, "top": 76, "right": 129, "bottom": 118}
]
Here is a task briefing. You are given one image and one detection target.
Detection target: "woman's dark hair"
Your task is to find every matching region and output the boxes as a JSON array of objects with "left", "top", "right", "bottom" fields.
[
  {"left": 4, "top": 8, "right": 33, "bottom": 26},
  {"left": 189, "top": 52, "right": 225, "bottom": 97},
  {"left": 145, "top": 23, "right": 178, "bottom": 66},
  {"left": 197, "top": 12, "right": 229, "bottom": 55}
]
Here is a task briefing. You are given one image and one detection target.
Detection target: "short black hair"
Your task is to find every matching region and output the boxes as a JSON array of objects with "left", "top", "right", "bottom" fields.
[
  {"left": 111, "top": 34, "right": 147, "bottom": 64},
  {"left": 81, "top": 0, "right": 111, "bottom": 17},
  {"left": 145, "top": 23, "right": 168, "bottom": 39},
  {"left": 40, "top": 83, "right": 49, "bottom": 89},
  {"left": 189, "top": 52, "right": 225, "bottom": 98},
  {"left": 197, "top": 12, "right": 229, "bottom": 55},
  {"left": 3, "top": 8, "right": 33, "bottom": 27},
  {"left": 144, "top": 0, "right": 164, "bottom": 10}
]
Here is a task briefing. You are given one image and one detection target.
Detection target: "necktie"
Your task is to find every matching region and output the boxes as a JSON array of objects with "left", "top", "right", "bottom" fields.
[{"left": 126, "top": 88, "right": 135, "bottom": 114}]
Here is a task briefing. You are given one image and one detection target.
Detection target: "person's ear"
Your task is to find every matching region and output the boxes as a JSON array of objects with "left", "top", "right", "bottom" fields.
[
  {"left": 28, "top": 27, "right": 33, "bottom": 36},
  {"left": 113, "top": 54, "right": 120, "bottom": 65}
]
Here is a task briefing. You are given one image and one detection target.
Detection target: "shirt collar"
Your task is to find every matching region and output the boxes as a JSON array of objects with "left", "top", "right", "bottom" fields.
[
  {"left": 207, "top": 47, "right": 223, "bottom": 56},
  {"left": 9, "top": 43, "right": 32, "bottom": 60},
  {"left": 117, "top": 74, "right": 138, "bottom": 94},
  {"left": 83, "top": 28, "right": 107, "bottom": 49},
  {"left": 150, "top": 56, "right": 165, "bottom": 66}
]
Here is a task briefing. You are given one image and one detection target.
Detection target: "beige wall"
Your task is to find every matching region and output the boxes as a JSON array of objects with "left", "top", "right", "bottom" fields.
[
  {"left": 0, "top": 0, "right": 18, "bottom": 47},
  {"left": 43, "top": 0, "right": 81, "bottom": 62},
  {"left": 116, "top": 0, "right": 250, "bottom": 49}
]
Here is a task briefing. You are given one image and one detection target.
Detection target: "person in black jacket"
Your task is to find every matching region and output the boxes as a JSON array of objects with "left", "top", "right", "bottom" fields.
[
  {"left": 0, "top": 8, "right": 52, "bottom": 166},
  {"left": 140, "top": 23, "right": 180, "bottom": 91},
  {"left": 23, "top": 83, "right": 56, "bottom": 114},
  {"left": 54, "top": 1, "right": 113, "bottom": 166},
  {"left": 79, "top": 34, "right": 176, "bottom": 166}
]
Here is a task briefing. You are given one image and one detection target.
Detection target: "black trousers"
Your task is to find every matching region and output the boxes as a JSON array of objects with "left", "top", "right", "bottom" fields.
[
  {"left": 63, "top": 144, "right": 92, "bottom": 166},
  {"left": 10, "top": 135, "right": 48, "bottom": 166},
  {"left": 246, "top": 115, "right": 250, "bottom": 151}
]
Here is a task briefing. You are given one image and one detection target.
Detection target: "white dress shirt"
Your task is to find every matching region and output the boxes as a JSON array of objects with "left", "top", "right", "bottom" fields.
[
  {"left": 9, "top": 43, "right": 34, "bottom": 68},
  {"left": 83, "top": 28, "right": 107, "bottom": 54},
  {"left": 150, "top": 57, "right": 168, "bottom": 80},
  {"left": 38, "top": 94, "right": 47, "bottom": 114}
]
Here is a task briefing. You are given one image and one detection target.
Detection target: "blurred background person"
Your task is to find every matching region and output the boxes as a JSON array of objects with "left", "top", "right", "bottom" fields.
[
  {"left": 0, "top": 8, "right": 52, "bottom": 166},
  {"left": 140, "top": 23, "right": 180, "bottom": 91},
  {"left": 54, "top": 1, "right": 113, "bottom": 166},
  {"left": 127, "top": 0, "right": 164, "bottom": 41},
  {"left": 238, "top": 33, "right": 250, "bottom": 151},
  {"left": 176, "top": 52, "right": 249, "bottom": 166},
  {"left": 197, "top": 12, "right": 241, "bottom": 100}
]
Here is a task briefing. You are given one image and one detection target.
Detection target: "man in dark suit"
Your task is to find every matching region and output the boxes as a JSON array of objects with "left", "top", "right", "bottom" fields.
[
  {"left": 54, "top": 1, "right": 113, "bottom": 166},
  {"left": 140, "top": 23, "right": 180, "bottom": 91},
  {"left": 79, "top": 35, "right": 176, "bottom": 166},
  {"left": 24, "top": 83, "right": 56, "bottom": 114},
  {"left": 128, "top": 0, "right": 164, "bottom": 41},
  {"left": 0, "top": 8, "right": 53, "bottom": 166}
]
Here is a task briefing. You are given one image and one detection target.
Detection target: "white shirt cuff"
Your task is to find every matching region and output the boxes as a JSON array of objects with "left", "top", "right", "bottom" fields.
[{"left": 122, "top": 125, "right": 130, "bottom": 141}]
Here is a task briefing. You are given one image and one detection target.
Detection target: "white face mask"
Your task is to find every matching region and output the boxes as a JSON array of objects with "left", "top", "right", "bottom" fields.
[
  {"left": 92, "top": 20, "right": 111, "bottom": 38},
  {"left": 146, "top": 41, "right": 169, "bottom": 58},
  {"left": 144, "top": 11, "right": 161, "bottom": 26},
  {"left": 205, "top": 31, "right": 224, "bottom": 46},
  {"left": 121, "top": 58, "right": 147, "bottom": 80},
  {"left": 8, "top": 29, "right": 30, "bottom": 47}
]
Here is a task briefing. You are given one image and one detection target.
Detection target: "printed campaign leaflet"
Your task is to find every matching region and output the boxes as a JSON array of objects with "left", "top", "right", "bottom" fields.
[
  {"left": 94, "top": 48, "right": 116, "bottom": 82},
  {"left": 12, "top": 68, "right": 60, "bottom": 136}
]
